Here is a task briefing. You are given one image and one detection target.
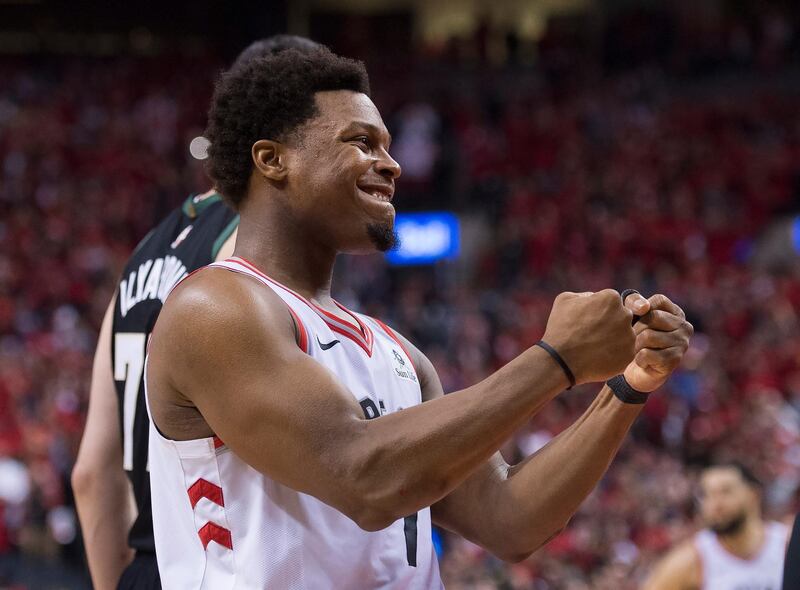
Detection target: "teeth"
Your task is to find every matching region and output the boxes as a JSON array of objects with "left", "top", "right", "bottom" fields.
[{"left": 361, "top": 187, "right": 390, "bottom": 201}]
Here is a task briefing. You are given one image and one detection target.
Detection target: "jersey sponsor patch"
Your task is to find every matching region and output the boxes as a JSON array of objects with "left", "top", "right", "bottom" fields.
[{"left": 391, "top": 348, "right": 418, "bottom": 383}]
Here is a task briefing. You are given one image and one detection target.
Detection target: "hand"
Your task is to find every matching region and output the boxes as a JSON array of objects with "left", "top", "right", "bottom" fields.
[
  {"left": 623, "top": 294, "right": 693, "bottom": 392},
  {"left": 543, "top": 289, "right": 646, "bottom": 385}
]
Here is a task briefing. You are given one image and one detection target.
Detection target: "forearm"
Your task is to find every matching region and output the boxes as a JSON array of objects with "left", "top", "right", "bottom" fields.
[
  {"left": 497, "top": 386, "right": 642, "bottom": 555},
  {"left": 74, "top": 471, "right": 135, "bottom": 590},
  {"left": 350, "top": 346, "right": 568, "bottom": 524}
]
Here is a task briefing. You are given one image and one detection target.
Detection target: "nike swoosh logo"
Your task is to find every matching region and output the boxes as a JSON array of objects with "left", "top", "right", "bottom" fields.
[{"left": 317, "top": 337, "right": 341, "bottom": 351}]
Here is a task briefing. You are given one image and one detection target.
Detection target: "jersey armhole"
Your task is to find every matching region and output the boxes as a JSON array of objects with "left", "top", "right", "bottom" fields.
[
  {"left": 373, "top": 318, "right": 417, "bottom": 374},
  {"left": 691, "top": 538, "right": 705, "bottom": 590},
  {"left": 286, "top": 306, "right": 310, "bottom": 354},
  {"left": 129, "top": 228, "right": 156, "bottom": 259}
]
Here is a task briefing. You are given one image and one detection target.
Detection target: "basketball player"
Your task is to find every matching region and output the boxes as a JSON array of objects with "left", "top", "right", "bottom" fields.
[
  {"left": 144, "top": 47, "right": 693, "bottom": 588},
  {"left": 643, "top": 462, "right": 789, "bottom": 590},
  {"left": 71, "top": 35, "right": 320, "bottom": 590}
]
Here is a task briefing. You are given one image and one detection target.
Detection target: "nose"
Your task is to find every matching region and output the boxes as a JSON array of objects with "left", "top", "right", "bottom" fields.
[{"left": 376, "top": 149, "right": 401, "bottom": 180}]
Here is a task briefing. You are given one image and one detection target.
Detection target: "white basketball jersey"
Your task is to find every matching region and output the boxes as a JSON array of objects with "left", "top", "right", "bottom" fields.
[
  {"left": 695, "top": 521, "right": 788, "bottom": 590},
  {"left": 146, "top": 257, "right": 443, "bottom": 589}
]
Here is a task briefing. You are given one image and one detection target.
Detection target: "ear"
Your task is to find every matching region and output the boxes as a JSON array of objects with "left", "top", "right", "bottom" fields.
[{"left": 252, "top": 139, "right": 288, "bottom": 181}]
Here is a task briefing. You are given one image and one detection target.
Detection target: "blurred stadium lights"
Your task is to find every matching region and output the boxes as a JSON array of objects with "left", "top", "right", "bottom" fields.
[
  {"left": 307, "top": 0, "right": 591, "bottom": 43},
  {"left": 189, "top": 137, "right": 210, "bottom": 160},
  {"left": 792, "top": 216, "right": 800, "bottom": 253},
  {"left": 387, "top": 212, "right": 460, "bottom": 266}
]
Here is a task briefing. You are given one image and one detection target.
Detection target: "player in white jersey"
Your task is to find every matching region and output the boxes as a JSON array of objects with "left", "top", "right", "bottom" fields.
[
  {"left": 71, "top": 35, "right": 320, "bottom": 590},
  {"left": 644, "top": 462, "right": 789, "bottom": 590},
  {"left": 145, "top": 46, "right": 693, "bottom": 588}
]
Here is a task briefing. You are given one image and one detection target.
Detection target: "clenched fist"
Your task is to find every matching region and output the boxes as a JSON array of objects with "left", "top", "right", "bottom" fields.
[
  {"left": 623, "top": 294, "right": 693, "bottom": 392},
  {"left": 542, "top": 289, "right": 646, "bottom": 385}
]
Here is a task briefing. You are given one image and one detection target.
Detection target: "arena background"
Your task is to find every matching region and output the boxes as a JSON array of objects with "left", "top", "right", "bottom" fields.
[{"left": 2, "top": 0, "right": 800, "bottom": 588}]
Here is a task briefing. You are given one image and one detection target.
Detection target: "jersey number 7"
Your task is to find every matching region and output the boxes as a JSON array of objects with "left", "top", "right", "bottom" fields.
[{"left": 114, "top": 332, "right": 147, "bottom": 472}]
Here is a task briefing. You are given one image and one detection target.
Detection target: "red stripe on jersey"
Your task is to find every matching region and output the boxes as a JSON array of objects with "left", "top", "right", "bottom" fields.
[
  {"left": 286, "top": 306, "right": 309, "bottom": 354},
  {"left": 327, "top": 322, "right": 373, "bottom": 357},
  {"left": 374, "top": 319, "right": 416, "bottom": 374},
  {"left": 188, "top": 478, "right": 225, "bottom": 509},
  {"left": 213, "top": 436, "right": 225, "bottom": 449},
  {"left": 230, "top": 257, "right": 374, "bottom": 356},
  {"left": 198, "top": 521, "right": 233, "bottom": 551},
  {"left": 334, "top": 301, "right": 373, "bottom": 348}
]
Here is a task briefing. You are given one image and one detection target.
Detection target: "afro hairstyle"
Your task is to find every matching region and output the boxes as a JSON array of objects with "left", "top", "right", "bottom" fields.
[{"left": 229, "top": 35, "right": 322, "bottom": 71}]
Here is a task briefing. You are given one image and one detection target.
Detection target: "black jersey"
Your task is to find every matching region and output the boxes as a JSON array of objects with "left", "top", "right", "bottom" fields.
[{"left": 111, "top": 192, "right": 238, "bottom": 553}]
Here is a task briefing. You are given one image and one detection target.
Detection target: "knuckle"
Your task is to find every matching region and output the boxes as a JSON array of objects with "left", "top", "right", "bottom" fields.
[{"left": 600, "top": 288, "right": 619, "bottom": 302}]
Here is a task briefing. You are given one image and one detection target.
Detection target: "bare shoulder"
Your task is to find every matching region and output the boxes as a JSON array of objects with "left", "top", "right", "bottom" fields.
[
  {"left": 157, "top": 267, "right": 293, "bottom": 342},
  {"left": 642, "top": 539, "right": 701, "bottom": 590},
  {"left": 148, "top": 267, "right": 296, "bottom": 391}
]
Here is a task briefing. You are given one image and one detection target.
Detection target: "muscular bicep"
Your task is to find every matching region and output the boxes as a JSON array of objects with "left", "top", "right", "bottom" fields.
[{"left": 147, "top": 270, "right": 371, "bottom": 517}]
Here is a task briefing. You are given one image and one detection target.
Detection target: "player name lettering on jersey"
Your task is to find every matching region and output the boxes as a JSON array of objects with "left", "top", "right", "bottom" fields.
[{"left": 119, "top": 255, "right": 188, "bottom": 318}]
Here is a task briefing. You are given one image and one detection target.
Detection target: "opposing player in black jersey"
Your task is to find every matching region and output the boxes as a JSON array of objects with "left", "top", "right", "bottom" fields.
[{"left": 71, "top": 35, "right": 320, "bottom": 590}]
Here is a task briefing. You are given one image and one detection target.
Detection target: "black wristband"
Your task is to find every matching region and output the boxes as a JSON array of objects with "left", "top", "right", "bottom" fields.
[
  {"left": 607, "top": 374, "right": 649, "bottom": 404},
  {"left": 535, "top": 340, "right": 576, "bottom": 389}
]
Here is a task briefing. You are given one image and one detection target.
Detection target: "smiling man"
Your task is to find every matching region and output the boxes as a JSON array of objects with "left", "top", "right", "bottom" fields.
[{"left": 145, "top": 47, "right": 693, "bottom": 588}]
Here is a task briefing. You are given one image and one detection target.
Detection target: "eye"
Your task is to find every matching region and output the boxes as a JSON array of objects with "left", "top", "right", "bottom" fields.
[{"left": 351, "top": 136, "right": 371, "bottom": 151}]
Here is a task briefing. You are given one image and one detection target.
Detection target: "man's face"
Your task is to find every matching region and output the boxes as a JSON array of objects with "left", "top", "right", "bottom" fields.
[
  {"left": 698, "top": 467, "right": 757, "bottom": 535},
  {"left": 283, "top": 90, "right": 401, "bottom": 254}
]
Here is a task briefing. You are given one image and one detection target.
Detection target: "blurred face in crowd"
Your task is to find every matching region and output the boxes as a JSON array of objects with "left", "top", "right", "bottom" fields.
[
  {"left": 698, "top": 466, "right": 759, "bottom": 536},
  {"left": 280, "top": 90, "right": 401, "bottom": 254}
]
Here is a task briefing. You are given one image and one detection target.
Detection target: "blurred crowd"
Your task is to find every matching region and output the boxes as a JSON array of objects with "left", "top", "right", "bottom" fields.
[{"left": 2, "top": 28, "right": 800, "bottom": 589}]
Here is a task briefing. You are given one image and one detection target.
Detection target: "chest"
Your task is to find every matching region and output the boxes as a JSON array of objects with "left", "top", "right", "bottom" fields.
[
  {"left": 300, "top": 311, "right": 422, "bottom": 418},
  {"left": 702, "top": 541, "right": 784, "bottom": 590}
]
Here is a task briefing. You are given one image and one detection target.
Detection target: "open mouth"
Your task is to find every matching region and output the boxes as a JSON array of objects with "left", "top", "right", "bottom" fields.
[{"left": 357, "top": 184, "right": 394, "bottom": 203}]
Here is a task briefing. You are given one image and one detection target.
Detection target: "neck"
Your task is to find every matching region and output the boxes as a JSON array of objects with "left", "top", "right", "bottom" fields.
[
  {"left": 232, "top": 198, "right": 336, "bottom": 303},
  {"left": 717, "top": 515, "right": 764, "bottom": 559}
]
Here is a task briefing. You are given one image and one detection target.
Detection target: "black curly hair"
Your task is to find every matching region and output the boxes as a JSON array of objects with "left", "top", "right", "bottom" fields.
[
  {"left": 229, "top": 35, "right": 321, "bottom": 71},
  {"left": 708, "top": 461, "right": 762, "bottom": 489},
  {"left": 205, "top": 47, "right": 370, "bottom": 207}
]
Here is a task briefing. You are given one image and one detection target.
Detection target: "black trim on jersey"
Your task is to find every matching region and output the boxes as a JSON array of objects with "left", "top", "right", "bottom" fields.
[
  {"left": 404, "top": 514, "right": 418, "bottom": 567},
  {"left": 112, "top": 193, "right": 238, "bottom": 553},
  {"left": 784, "top": 514, "right": 800, "bottom": 588}
]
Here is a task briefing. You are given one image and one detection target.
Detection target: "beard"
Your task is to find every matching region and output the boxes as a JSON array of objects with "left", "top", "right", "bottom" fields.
[
  {"left": 366, "top": 222, "right": 399, "bottom": 252},
  {"left": 709, "top": 511, "right": 748, "bottom": 536}
]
